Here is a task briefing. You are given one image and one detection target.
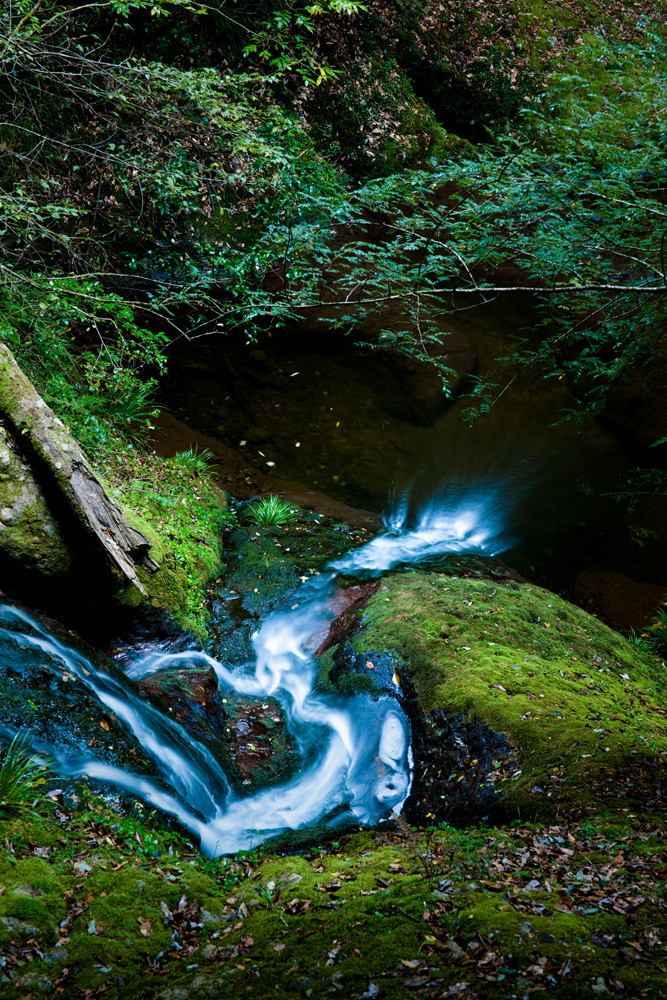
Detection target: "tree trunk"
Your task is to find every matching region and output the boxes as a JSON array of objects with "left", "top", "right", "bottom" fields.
[{"left": 0, "top": 344, "right": 158, "bottom": 594}]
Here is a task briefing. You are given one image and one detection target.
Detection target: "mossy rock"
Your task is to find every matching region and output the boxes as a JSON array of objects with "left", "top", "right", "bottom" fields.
[
  {"left": 322, "top": 557, "right": 667, "bottom": 822},
  {"left": 0, "top": 424, "right": 71, "bottom": 577}
]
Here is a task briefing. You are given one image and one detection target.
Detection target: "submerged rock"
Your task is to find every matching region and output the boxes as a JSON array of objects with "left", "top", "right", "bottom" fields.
[
  {"left": 318, "top": 554, "right": 667, "bottom": 823},
  {"left": 573, "top": 565, "right": 666, "bottom": 634}
]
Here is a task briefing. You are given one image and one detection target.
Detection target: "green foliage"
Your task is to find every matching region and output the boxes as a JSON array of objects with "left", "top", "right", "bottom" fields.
[
  {"left": 0, "top": 734, "right": 46, "bottom": 811},
  {"left": 104, "top": 451, "right": 229, "bottom": 633},
  {"left": 631, "top": 606, "right": 667, "bottom": 659},
  {"left": 2, "top": 0, "right": 667, "bottom": 466},
  {"left": 173, "top": 445, "right": 217, "bottom": 475},
  {"left": 243, "top": 495, "right": 300, "bottom": 527}
]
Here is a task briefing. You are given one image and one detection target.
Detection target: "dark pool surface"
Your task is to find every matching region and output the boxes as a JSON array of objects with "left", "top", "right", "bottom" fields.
[{"left": 158, "top": 293, "right": 665, "bottom": 598}]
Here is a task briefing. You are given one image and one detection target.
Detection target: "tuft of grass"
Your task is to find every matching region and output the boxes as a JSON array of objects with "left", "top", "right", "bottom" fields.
[
  {"left": 244, "top": 495, "right": 300, "bottom": 527},
  {"left": 631, "top": 605, "right": 667, "bottom": 658},
  {"left": 0, "top": 734, "right": 47, "bottom": 811},
  {"left": 173, "top": 445, "right": 218, "bottom": 475}
]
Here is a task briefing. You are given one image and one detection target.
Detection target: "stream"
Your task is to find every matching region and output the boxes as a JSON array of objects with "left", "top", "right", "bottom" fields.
[
  {"left": 0, "top": 498, "right": 510, "bottom": 855},
  {"left": 1, "top": 299, "right": 663, "bottom": 855}
]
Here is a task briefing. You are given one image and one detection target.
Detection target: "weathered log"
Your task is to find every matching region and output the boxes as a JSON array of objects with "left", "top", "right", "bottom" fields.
[{"left": 0, "top": 344, "right": 158, "bottom": 593}]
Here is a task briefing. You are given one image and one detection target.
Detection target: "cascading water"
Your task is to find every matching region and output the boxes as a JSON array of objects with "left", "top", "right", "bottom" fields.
[{"left": 0, "top": 497, "right": 509, "bottom": 856}]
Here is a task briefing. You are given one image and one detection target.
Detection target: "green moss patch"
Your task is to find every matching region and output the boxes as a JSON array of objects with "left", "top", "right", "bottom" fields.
[
  {"left": 2, "top": 787, "right": 667, "bottom": 997},
  {"left": 100, "top": 453, "right": 230, "bottom": 642}
]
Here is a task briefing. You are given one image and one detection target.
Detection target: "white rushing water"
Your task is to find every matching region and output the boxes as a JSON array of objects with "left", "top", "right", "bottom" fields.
[{"left": 0, "top": 498, "right": 508, "bottom": 855}]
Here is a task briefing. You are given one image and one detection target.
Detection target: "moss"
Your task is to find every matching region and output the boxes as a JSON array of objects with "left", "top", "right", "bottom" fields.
[
  {"left": 2, "top": 786, "right": 667, "bottom": 998},
  {"left": 100, "top": 452, "right": 230, "bottom": 643},
  {"left": 0, "top": 426, "right": 71, "bottom": 576},
  {"left": 333, "top": 560, "right": 667, "bottom": 819}
]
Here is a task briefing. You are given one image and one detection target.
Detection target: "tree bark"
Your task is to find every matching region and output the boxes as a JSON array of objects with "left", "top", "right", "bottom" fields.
[{"left": 0, "top": 344, "right": 158, "bottom": 594}]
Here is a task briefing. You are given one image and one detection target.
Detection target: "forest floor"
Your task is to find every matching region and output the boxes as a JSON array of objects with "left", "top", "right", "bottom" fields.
[{"left": 1, "top": 785, "right": 667, "bottom": 999}]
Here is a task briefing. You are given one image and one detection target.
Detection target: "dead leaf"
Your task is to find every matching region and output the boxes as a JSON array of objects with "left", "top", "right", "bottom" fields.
[
  {"left": 100, "top": 720, "right": 110, "bottom": 732},
  {"left": 139, "top": 917, "right": 155, "bottom": 938},
  {"left": 273, "top": 941, "right": 286, "bottom": 952}
]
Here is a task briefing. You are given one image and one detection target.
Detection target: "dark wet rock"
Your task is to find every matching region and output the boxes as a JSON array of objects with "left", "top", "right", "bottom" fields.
[
  {"left": 310, "top": 581, "right": 380, "bottom": 654},
  {"left": 376, "top": 330, "right": 477, "bottom": 423},
  {"left": 244, "top": 426, "right": 270, "bottom": 443},
  {"left": 223, "top": 696, "right": 298, "bottom": 786},
  {"left": 137, "top": 665, "right": 225, "bottom": 744},
  {"left": 405, "top": 709, "right": 518, "bottom": 827},
  {"left": 573, "top": 565, "right": 667, "bottom": 635},
  {"left": 0, "top": 607, "right": 159, "bottom": 779}
]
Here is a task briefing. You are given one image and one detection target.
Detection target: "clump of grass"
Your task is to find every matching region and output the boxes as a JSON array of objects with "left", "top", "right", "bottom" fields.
[
  {"left": 630, "top": 606, "right": 667, "bottom": 658},
  {"left": 0, "top": 734, "right": 47, "bottom": 811},
  {"left": 173, "top": 445, "right": 217, "bottom": 475},
  {"left": 244, "top": 495, "right": 300, "bottom": 527}
]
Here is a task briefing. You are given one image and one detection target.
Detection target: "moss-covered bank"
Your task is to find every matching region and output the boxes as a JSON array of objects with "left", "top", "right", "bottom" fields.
[
  {"left": 2, "top": 785, "right": 667, "bottom": 998},
  {"left": 101, "top": 452, "right": 230, "bottom": 643}
]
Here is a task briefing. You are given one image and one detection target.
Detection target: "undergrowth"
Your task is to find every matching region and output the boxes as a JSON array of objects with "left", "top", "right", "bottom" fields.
[{"left": 101, "top": 451, "right": 230, "bottom": 635}]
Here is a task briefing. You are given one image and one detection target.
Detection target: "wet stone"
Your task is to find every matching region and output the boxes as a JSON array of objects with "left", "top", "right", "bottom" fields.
[
  {"left": 223, "top": 695, "right": 298, "bottom": 789},
  {"left": 137, "top": 665, "right": 225, "bottom": 744}
]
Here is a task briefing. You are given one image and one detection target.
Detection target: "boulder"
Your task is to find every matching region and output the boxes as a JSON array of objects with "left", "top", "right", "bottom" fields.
[
  {"left": 0, "top": 422, "right": 71, "bottom": 577},
  {"left": 318, "top": 554, "right": 667, "bottom": 823},
  {"left": 573, "top": 566, "right": 667, "bottom": 634},
  {"left": 370, "top": 327, "right": 477, "bottom": 424}
]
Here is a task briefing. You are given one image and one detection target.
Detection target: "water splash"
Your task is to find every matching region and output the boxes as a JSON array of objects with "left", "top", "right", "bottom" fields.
[
  {"left": 0, "top": 492, "right": 505, "bottom": 854},
  {"left": 334, "top": 489, "right": 513, "bottom": 576}
]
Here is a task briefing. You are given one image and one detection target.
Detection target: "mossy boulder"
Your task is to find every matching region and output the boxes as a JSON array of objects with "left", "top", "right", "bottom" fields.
[
  {"left": 321, "top": 556, "right": 667, "bottom": 823},
  {"left": 0, "top": 423, "right": 71, "bottom": 577}
]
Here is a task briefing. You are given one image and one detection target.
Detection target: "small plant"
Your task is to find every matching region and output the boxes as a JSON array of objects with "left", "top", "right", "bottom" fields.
[
  {"left": 106, "top": 381, "right": 160, "bottom": 426},
  {"left": 629, "top": 628, "right": 653, "bottom": 653},
  {"left": 244, "top": 495, "right": 300, "bottom": 527},
  {"left": 173, "top": 445, "right": 217, "bottom": 475},
  {"left": 0, "top": 734, "right": 47, "bottom": 810},
  {"left": 630, "top": 606, "right": 667, "bottom": 658}
]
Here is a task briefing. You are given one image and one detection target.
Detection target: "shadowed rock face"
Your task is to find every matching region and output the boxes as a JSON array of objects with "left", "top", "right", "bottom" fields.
[
  {"left": 0, "top": 422, "right": 71, "bottom": 576},
  {"left": 137, "top": 666, "right": 226, "bottom": 744},
  {"left": 326, "top": 643, "right": 518, "bottom": 827},
  {"left": 573, "top": 566, "right": 667, "bottom": 635}
]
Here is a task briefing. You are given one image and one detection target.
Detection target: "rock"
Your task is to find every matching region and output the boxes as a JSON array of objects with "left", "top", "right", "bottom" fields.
[
  {"left": 137, "top": 664, "right": 226, "bottom": 744},
  {"left": 573, "top": 566, "right": 667, "bottom": 634},
  {"left": 376, "top": 328, "right": 477, "bottom": 423},
  {"left": 0, "top": 916, "right": 41, "bottom": 938},
  {"left": 244, "top": 426, "right": 269, "bottom": 444},
  {"left": 0, "top": 422, "right": 71, "bottom": 576},
  {"left": 0, "top": 605, "right": 160, "bottom": 781},
  {"left": 320, "top": 553, "right": 667, "bottom": 822}
]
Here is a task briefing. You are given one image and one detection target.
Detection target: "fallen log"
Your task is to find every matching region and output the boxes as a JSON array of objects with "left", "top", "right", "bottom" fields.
[{"left": 0, "top": 343, "right": 158, "bottom": 594}]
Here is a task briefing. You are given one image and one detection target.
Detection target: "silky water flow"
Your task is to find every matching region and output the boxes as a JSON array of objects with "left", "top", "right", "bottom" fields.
[{"left": 0, "top": 496, "right": 510, "bottom": 856}]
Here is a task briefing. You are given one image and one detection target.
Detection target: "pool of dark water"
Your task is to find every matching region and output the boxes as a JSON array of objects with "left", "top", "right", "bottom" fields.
[{"left": 158, "top": 293, "right": 666, "bottom": 607}]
